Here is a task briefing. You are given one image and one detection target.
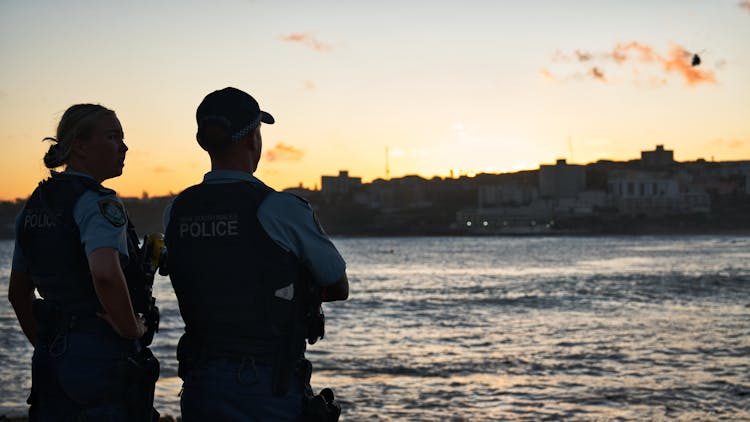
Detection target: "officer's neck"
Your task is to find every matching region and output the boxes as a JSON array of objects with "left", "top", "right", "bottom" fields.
[
  {"left": 65, "top": 162, "right": 103, "bottom": 182},
  {"left": 209, "top": 155, "right": 258, "bottom": 174},
  {"left": 209, "top": 139, "right": 260, "bottom": 174}
]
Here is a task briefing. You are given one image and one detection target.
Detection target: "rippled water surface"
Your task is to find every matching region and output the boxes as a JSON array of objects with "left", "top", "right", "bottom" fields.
[{"left": 1, "top": 236, "right": 749, "bottom": 420}]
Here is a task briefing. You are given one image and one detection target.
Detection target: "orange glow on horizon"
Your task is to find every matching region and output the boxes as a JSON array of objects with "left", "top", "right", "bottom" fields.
[
  {"left": 1, "top": 2, "right": 748, "bottom": 201},
  {"left": 3, "top": 143, "right": 748, "bottom": 202}
]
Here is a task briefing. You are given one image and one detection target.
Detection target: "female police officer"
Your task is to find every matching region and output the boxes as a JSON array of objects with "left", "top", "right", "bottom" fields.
[{"left": 8, "top": 104, "right": 158, "bottom": 421}]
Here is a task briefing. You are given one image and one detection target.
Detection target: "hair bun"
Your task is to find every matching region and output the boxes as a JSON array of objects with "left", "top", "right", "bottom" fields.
[{"left": 43, "top": 142, "right": 64, "bottom": 168}]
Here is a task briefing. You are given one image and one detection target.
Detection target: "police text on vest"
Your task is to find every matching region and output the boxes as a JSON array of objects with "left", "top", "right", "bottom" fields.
[{"left": 178, "top": 214, "right": 239, "bottom": 238}]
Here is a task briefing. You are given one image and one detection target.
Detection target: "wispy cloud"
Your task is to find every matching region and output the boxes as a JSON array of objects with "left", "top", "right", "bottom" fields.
[
  {"left": 591, "top": 67, "right": 606, "bottom": 82},
  {"left": 543, "top": 41, "right": 717, "bottom": 87},
  {"left": 265, "top": 143, "right": 304, "bottom": 162},
  {"left": 303, "top": 80, "right": 316, "bottom": 90},
  {"left": 575, "top": 50, "right": 593, "bottom": 62},
  {"left": 151, "top": 166, "right": 172, "bottom": 173},
  {"left": 280, "top": 33, "right": 333, "bottom": 53},
  {"left": 611, "top": 41, "right": 656, "bottom": 64},
  {"left": 661, "top": 45, "right": 715, "bottom": 86},
  {"left": 539, "top": 68, "right": 557, "bottom": 82},
  {"left": 740, "top": 1, "right": 750, "bottom": 13}
]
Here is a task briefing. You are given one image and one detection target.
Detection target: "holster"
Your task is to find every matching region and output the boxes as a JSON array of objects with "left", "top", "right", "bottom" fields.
[
  {"left": 141, "top": 302, "right": 160, "bottom": 347},
  {"left": 125, "top": 347, "right": 161, "bottom": 422}
]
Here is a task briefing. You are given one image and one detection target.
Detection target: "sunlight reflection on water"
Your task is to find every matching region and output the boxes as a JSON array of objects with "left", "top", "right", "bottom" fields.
[{"left": 1, "top": 236, "right": 749, "bottom": 420}]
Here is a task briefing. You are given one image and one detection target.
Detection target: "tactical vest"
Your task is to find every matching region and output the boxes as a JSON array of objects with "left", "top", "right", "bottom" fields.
[
  {"left": 166, "top": 182, "right": 307, "bottom": 361},
  {"left": 18, "top": 173, "right": 147, "bottom": 317}
]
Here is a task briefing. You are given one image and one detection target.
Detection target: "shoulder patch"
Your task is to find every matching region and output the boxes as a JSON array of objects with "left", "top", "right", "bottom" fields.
[{"left": 98, "top": 199, "right": 126, "bottom": 227}]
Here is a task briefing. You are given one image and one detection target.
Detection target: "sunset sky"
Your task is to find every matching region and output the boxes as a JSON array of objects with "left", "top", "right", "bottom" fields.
[{"left": 1, "top": 0, "right": 749, "bottom": 200}]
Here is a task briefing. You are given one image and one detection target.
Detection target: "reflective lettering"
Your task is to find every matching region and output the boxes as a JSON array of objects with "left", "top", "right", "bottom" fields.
[
  {"left": 178, "top": 217, "right": 240, "bottom": 238},
  {"left": 24, "top": 212, "right": 56, "bottom": 229},
  {"left": 215, "top": 221, "right": 226, "bottom": 236}
]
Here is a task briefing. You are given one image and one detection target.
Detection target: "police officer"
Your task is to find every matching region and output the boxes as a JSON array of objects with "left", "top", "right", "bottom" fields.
[
  {"left": 7, "top": 104, "right": 160, "bottom": 421},
  {"left": 165, "top": 87, "right": 349, "bottom": 421}
]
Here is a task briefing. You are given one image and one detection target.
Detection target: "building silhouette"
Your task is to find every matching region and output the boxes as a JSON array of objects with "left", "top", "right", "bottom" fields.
[
  {"left": 539, "top": 159, "right": 586, "bottom": 199},
  {"left": 640, "top": 144, "right": 674, "bottom": 169},
  {"left": 1, "top": 145, "right": 748, "bottom": 238},
  {"left": 321, "top": 170, "right": 361, "bottom": 195}
]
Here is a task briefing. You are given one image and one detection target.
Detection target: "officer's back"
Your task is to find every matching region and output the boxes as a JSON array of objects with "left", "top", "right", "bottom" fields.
[{"left": 165, "top": 87, "right": 348, "bottom": 421}]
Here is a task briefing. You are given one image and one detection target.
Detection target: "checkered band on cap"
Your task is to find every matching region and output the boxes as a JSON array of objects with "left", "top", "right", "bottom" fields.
[{"left": 230, "top": 114, "right": 263, "bottom": 142}]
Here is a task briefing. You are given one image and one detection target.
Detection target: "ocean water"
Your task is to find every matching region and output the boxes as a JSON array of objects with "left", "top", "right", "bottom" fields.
[{"left": 1, "top": 236, "right": 749, "bottom": 421}]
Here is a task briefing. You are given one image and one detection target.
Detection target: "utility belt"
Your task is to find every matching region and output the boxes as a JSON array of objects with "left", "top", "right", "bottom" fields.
[
  {"left": 176, "top": 333, "right": 291, "bottom": 376},
  {"left": 176, "top": 333, "right": 340, "bottom": 421},
  {"left": 177, "top": 332, "right": 308, "bottom": 398},
  {"left": 32, "top": 299, "right": 122, "bottom": 352}
]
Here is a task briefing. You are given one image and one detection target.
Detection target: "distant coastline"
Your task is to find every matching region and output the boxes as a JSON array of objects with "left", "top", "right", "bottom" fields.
[
  {"left": 1, "top": 193, "right": 749, "bottom": 241},
  {"left": 3, "top": 146, "right": 749, "bottom": 240},
  {"left": 2, "top": 192, "right": 748, "bottom": 240}
]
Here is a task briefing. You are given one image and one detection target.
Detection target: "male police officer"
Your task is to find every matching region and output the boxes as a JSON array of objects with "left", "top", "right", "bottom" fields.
[{"left": 165, "top": 87, "right": 349, "bottom": 421}]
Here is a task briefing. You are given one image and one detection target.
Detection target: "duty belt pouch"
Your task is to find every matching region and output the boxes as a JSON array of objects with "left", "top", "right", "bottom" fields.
[
  {"left": 125, "top": 347, "right": 160, "bottom": 422},
  {"left": 299, "top": 359, "right": 342, "bottom": 422},
  {"left": 127, "top": 347, "right": 160, "bottom": 384}
]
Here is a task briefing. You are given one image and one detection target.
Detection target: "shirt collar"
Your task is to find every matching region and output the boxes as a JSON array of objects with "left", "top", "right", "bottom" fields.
[
  {"left": 202, "top": 170, "right": 263, "bottom": 185},
  {"left": 55, "top": 169, "right": 97, "bottom": 180}
]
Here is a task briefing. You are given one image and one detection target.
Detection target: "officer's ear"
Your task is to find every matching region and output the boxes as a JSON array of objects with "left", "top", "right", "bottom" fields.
[
  {"left": 70, "top": 137, "right": 87, "bottom": 159},
  {"left": 249, "top": 126, "right": 262, "bottom": 152}
]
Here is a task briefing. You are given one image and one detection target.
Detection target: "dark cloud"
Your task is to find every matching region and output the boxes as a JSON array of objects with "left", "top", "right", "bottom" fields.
[
  {"left": 280, "top": 33, "right": 333, "bottom": 53},
  {"left": 265, "top": 143, "right": 304, "bottom": 162}
]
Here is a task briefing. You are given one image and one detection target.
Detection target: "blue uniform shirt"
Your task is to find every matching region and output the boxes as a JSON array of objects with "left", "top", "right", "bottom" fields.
[
  {"left": 12, "top": 171, "right": 129, "bottom": 272},
  {"left": 164, "top": 170, "right": 346, "bottom": 286}
]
